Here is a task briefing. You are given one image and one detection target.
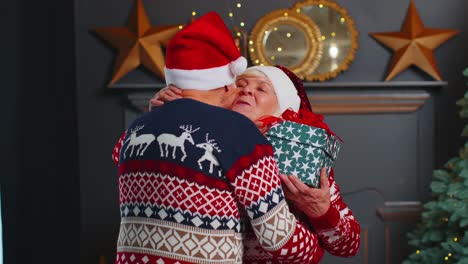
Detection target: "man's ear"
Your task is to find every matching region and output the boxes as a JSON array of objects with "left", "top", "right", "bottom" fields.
[
  {"left": 219, "top": 84, "right": 238, "bottom": 108},
  {"left": 225, "top": 84, "right": 239, "bottom": 98},
  {"left": 224, "top": 83, "right": 237, "bottom": 93}
]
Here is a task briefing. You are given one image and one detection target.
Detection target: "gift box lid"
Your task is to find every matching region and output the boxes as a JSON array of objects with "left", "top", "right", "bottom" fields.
[{"left": 265, "top": 120, "right": 341, "bottom": 160}]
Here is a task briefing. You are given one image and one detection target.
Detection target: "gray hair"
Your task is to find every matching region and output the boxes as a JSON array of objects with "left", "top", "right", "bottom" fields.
[{"left": 237, "top": 68, "right": 282, "bottom": 116}]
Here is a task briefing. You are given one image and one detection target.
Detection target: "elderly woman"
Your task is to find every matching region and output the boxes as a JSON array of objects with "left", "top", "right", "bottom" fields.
[{"left": 150, "top": 65, "right": 361, "bottom": 263}]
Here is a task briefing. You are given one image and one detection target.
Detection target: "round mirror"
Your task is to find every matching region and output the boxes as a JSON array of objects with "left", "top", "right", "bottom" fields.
[
  {"left": 264, "top": 24, "right": 308, "bottom": 67},
  {"left": 293, "top": 0, "right": 358, "bottom": 81},
  {"left": 249, "top": 9, "right": 322, "bottom": 79}
]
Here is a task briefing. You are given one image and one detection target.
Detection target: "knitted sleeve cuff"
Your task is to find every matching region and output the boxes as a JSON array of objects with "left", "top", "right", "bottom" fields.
[{"left": 308, "top": 204, "right": 340, "bottom": 230}]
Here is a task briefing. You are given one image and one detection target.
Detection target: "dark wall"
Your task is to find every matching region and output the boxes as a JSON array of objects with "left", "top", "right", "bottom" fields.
[
  {"left": 2, "top": 0, "right": 80, "bottom": 263},
  {"left": 1, "top": 0, "right": 18, "bottom": 263},
  {"left": 331, "top": 0, "right": 468, "bottom": 169},
  {"left": 73, "top": 0, "right": 468, "bottom": 263}
]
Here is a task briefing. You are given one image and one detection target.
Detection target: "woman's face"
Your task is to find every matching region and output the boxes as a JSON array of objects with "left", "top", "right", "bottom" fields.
[{"left": 230, "top": 74, "right": 279, "bottom": 121}]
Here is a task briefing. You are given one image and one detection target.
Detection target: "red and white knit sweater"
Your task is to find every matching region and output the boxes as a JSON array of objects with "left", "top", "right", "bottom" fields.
[
  {"left": 112, "top": 99, "right": 328, "bottom": 263},
  {"left": 114, "top": 139, "right": 360, "bottom": 263},
  {"left": 243, "top": 169, "right": 361, "bottom": 263}
]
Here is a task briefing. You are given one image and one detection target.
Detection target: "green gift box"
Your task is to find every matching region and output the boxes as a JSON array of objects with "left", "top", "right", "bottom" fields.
[{"left": 265, "top": 120, "right": 341, "bottom": 188}]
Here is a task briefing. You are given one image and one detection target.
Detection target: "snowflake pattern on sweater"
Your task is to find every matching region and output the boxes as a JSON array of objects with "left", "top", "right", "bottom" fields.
[
  {"left": 242, "top": 169, "right": 361, "bottom": 263},
  {"left": 311, "top": 169, "right": 361, "bottom": 257},
  {"left": 112, "top": 99, "right": 325, "bottom": 263}
]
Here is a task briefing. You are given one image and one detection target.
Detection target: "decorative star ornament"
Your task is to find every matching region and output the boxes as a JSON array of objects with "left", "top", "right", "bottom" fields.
[
  {"left": 92, "top": 0, "right": 181, "bottom": 85},
  {"left": 369, "top": 0, "right": 458, "bottom": 81}
]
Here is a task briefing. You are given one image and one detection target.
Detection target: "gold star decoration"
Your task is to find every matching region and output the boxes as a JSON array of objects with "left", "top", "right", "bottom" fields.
[
  {"left": 369, "top": 0, "right": 458, "bottom": 81},
  {"left": 91, "top": 0, "right": 181, "bottom": 85}
]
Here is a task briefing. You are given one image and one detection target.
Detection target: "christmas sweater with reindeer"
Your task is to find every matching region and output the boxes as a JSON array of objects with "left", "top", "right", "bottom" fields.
[{"left": 113, "top": 98, "right": 324, "bottom": 264}]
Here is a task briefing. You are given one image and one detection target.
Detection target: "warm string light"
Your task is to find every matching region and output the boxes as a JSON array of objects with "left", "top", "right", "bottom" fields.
[
  {"left": 249, "top": 36, "right": 258, "bottom": 58},
  {"left": 229, "top": 0, "right": 248, "bottom": 58},
  {"left": 438, "top": 216, "right": 449, "bottom": 224},
  {"left": 227, "top": 7, "right": 236, "bottom": 33},
  {"left": 233, "top": 1, "right": 245, "bottom": 27},
  {"left": 229, "top": 1, "right": 247, "bottom": 30},
  {"left": 188, "top": 10, "right": 196, "bottom": 24},
  {"left": 238, "top": 2, "right": 245, "bottom": 28},
  {"left": 191, "top": 2, "right": 246, "bottom": 36}
]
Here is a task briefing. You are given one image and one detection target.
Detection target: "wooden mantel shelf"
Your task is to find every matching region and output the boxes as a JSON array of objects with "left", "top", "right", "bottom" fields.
[
  {"left": 303, "top": 81, "right": 447, "bottom": 88},
  {"left": 121, "top": 81, "right": 447, "bottom": 115},
  {"left": 110, "top": 81, "right": 447, "bottom": 90}
]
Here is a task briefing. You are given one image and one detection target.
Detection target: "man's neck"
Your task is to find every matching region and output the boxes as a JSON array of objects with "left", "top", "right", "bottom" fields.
[{"left": 182, "top": 90, "right": 223, "bottom": 107}]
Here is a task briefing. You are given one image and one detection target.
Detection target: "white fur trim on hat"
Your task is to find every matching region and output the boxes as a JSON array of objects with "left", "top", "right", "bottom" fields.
[
  {"left": 164, "top": 57, "right": 246, "bottom": 90},
  {"left": 229, "top": 57, "right": 248, "bottom": 76},
  {"left": 248, "top": 66, "right": 300, "bottom": 113}
]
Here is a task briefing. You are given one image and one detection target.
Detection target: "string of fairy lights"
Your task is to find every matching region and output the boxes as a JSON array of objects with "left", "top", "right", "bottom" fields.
[
  {"left": 414, "top": 235, "right": 460, "bottom": 261},
  {"left": 412, "top": 203, "right": 462, "bottom": 263},
  {"left": 188, "top": 1, "right": 246, "bottom": 31},
  {"left": 185, "top": 2, "right": 349, "bottom": 67},
  {"left": 186, "top": 1, "right": 248, "bottom": 58}
]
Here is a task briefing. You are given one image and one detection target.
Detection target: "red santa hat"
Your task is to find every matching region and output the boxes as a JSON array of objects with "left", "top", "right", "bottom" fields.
[
  {"left": 164, "top": 12, "right": 247, "bottom": 90},
  {"left": 274, "top": 65, "right": 313, "bottom": 112}
]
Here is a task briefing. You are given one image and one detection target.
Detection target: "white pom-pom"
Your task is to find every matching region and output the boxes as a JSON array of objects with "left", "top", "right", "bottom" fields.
[{"left": 229, "top": 56, "right": 247, "bottom": 75}]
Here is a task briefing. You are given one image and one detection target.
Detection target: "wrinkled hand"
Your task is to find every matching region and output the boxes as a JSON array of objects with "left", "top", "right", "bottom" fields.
[
  {"left": 279, "top": 167, "right": 331, "bottom": 218},
  {"left": 148, "top": 85, "right": 183, "bottom": 111}
]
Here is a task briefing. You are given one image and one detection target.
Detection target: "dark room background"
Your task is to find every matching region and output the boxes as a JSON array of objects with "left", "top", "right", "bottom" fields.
[{"left": 2, "top": 0, "right": 468, "bottom": 263}]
